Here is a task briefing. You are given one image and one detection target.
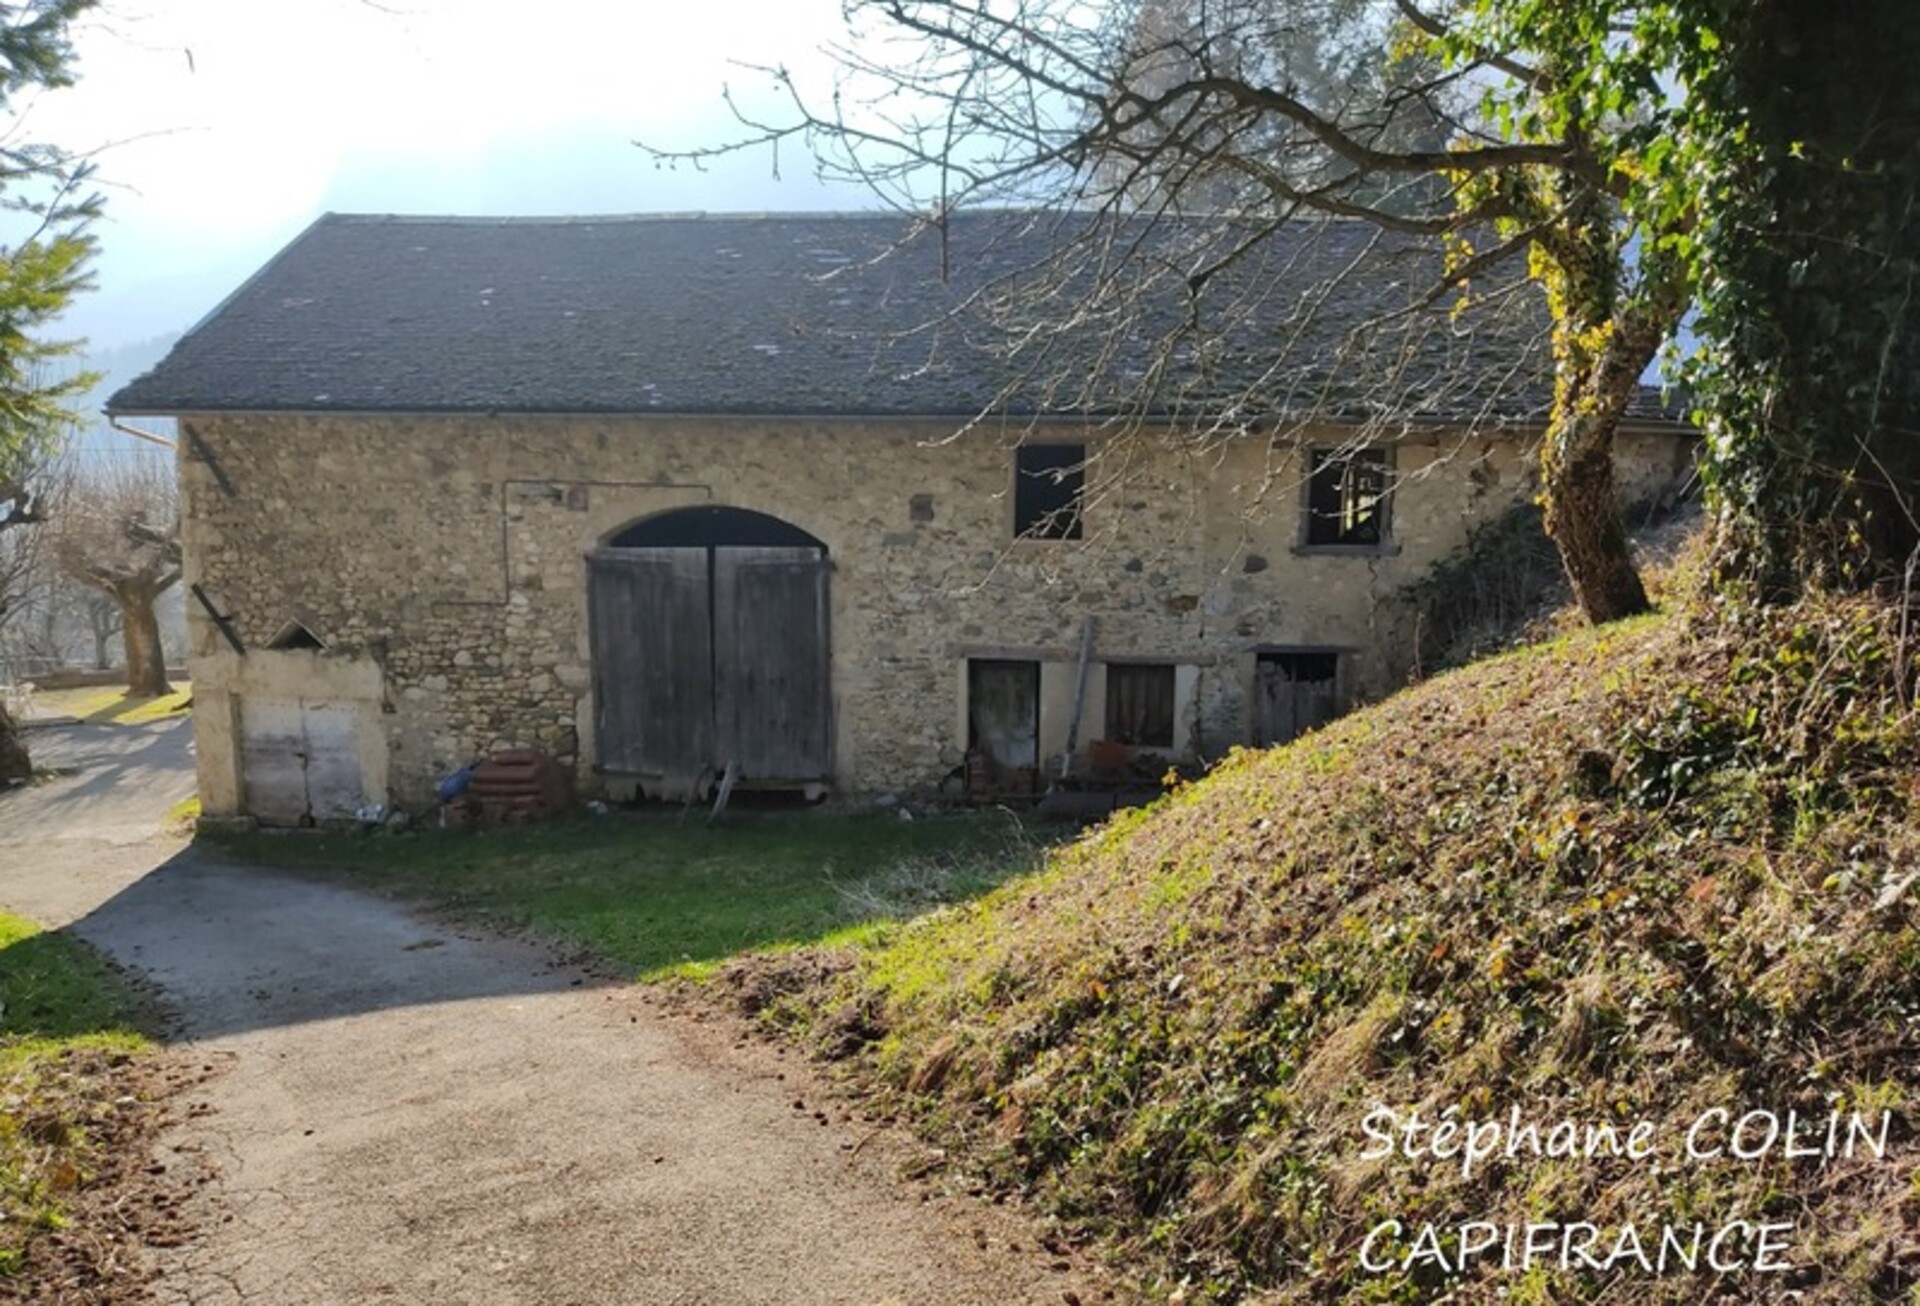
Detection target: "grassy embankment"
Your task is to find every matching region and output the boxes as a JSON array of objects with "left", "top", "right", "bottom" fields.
[
  {"left": 0, "top": 911, "right": 161, "bottom": 1285},
  {"left": 720, "top": 584, "right": 1920, "bottom": 1303}
]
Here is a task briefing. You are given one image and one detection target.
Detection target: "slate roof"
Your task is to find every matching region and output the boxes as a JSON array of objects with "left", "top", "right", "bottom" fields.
[{"left": 110, "top": 210, "right": 1680, "bottom": 426}]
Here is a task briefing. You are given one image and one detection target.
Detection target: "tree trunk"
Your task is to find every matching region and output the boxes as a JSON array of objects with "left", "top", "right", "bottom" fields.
[
  {"left": 120, "top": 588, "right": 172, "bottom": 697},
  {"left": 1543, "top": 425, "right": 1649, "bottom": 622},
  {"left": 0, "top": 702, "right": 29, "bottom": 785}
]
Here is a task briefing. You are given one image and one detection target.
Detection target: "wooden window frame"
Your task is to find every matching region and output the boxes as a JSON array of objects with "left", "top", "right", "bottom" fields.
[{"left": 1296, "top": 444, "right": 1398, "bottom": 554}]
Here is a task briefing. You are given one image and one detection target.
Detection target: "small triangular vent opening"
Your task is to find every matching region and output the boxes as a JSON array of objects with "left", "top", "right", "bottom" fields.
[{"left": 267, "top": 620, "right": 326, "bottom": 651}]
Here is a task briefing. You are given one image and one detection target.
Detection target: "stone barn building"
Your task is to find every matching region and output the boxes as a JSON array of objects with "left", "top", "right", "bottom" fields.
[{"left": 109, "top": 211, "right": 1693, "bottom": 824}]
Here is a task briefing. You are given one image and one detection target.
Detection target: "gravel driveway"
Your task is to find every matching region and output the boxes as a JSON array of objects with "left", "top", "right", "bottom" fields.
[
  {"left": 7, "top": 717, "right": 195, "bottom": 845},
  {"left": 0, "top": 730, "right": 1128, "bottom": 1304}
]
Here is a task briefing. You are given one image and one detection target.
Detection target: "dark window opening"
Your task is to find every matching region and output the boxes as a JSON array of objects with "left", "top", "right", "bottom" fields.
[
  {"left": 267, "top": 620, "right": 326, "bottom": 651},
  {"left": 1105, "top": 663, "right": 1175, "bottom": 748},
  {"left": 967, "top": 658, "right": 1041, "bottom": 797},
  {"left": 1305, "top": 447, "right": 1389, "bottom": 547},
  {"left": 1014, "top": 444, "right": 1085, "bottom": 540},
  {"left": 1266, "top": 651, "right": 1337, "bottom": 683}
]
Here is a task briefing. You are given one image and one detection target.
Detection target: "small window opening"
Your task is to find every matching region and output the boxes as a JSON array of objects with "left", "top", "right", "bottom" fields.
[
  {"left": 1105, "top": 663, "right": 1175, "bottom": 748},
  {"left": 1305, "top": 446, "right": 1389, "bottom": 547},
  {"left": 268, "top": 620, "right": 326, "bottom": 651},
  {"left": 1014, "top": 443, "right": 1085, "bottom": 540}
]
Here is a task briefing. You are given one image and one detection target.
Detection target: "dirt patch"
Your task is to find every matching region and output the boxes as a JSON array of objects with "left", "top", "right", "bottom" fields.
[
  {"left": 6, "top": 1049, "right": 213, "bottom": 1304},
  {"left": 709, "top": 945, "right": 859, "bottom": 1017}
]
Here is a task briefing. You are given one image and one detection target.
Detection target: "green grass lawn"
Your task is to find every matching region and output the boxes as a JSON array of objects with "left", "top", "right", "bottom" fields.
[
  {"left": 218, "top": 808, "right": 1046, "bottom": 979},
  {"left": 0, "top": 911, "right": 154, "bottom": 1276},
  {"left": 27, "top": 683, "right": 192, "bottom": 725}
]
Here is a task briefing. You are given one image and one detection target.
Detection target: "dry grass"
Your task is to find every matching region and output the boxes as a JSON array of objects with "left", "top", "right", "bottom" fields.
[
  {"left": 718, "top": 571, "right": 1920, "bottom": 1303},
  {"left": 0, "top": 911, "right": 196, "bottom": 1301}
]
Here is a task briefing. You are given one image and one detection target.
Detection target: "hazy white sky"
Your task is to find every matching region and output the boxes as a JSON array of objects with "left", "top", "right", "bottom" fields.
[{"left": 33, "top": 0, "right": 867, "bottom": 348}]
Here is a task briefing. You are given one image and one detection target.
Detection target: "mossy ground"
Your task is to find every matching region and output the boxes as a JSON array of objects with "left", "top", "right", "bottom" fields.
[{"left": 727, "top": 577, "right": 1920, "bottom": 1303}]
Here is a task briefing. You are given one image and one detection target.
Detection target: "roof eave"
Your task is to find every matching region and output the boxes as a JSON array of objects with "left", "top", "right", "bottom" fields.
[{"left": 109, "top": 402, "right": 1693, "bottom": 435}]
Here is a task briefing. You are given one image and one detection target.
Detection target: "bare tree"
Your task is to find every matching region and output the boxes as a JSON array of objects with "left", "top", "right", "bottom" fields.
[
  {"left": 0, "top": 487, "right": 44, "bottom": 639},
  {"left": 46, "top": 453, "right": 181, "bottom": 697},
  {"left": 78, "top": 585, "right": 119, "bottom": 669},
  {"left": 657, "top": 0, "right": 1691, "bottom": 623}
]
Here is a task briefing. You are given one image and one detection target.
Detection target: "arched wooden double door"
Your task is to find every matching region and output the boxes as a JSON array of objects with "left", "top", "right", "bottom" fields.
[{"left": 588, "top": 507, "right": 831, "bottom": 784}]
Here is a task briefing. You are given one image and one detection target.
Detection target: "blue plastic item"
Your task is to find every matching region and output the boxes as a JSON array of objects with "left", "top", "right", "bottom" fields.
[{"left": 436, "top": 765, "right": 474, "bottom": 803}]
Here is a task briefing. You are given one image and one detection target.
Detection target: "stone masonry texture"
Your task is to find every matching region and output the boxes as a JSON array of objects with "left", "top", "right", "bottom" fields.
[{"left": 178, "top": 413, "right": 1693, "bottom": 816}]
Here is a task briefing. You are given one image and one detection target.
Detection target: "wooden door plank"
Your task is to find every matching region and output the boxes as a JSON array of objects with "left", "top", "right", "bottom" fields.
[
  {"left": 1254, "top": 656, "right": 1339, "bottom": 746},
  {"left": 712, "top": 546, "right": 831, "bottom": 781},
  {"left": 968, "top": 660, "right": 1040, "bottom": 771},
  {"left": 1298, "top": 678, "right": 1339, "bottom": 733},
  {"left": 588, "top": 548, "right": 716, "bottom": 775}
]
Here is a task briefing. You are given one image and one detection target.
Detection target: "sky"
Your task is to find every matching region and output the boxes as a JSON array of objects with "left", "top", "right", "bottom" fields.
[{"left": 30, "top": 0, "right": 871, "bottom": 351}]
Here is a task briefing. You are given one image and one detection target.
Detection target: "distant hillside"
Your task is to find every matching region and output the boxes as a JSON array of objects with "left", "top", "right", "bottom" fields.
[
  {"left": 723, "top": 553, "right": 1920, "bottom": 1303},
  {"left": 65, "top": 333, "right": 179, "bottom": 459}
]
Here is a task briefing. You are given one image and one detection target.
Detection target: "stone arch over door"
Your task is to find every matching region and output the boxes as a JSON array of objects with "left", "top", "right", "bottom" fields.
[{"left": 587, "top": 506, "right": 832, "bottom": 787}]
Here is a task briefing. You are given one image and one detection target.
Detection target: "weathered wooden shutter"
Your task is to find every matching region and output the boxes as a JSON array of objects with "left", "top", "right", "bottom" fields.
[
  {"left": 712, "top": 546, "right": 832, "bottom": 781},
  {"left": 588, "top": 548, "right": 715, "bottom": 775},
  {"left": 1293, "top": 676, "right": 1339, "bottom": 734},
  {"left": 1104, "top": 663, "right": 1175, "bottom": 747},
  {"left": 1253, "top": 653, "right": 1340, "bottom": 747}
]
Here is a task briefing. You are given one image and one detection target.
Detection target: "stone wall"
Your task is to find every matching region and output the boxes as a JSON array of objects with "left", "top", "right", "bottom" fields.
[{"left": 177, "top": 413, "right": 1693, "bottom": 817}]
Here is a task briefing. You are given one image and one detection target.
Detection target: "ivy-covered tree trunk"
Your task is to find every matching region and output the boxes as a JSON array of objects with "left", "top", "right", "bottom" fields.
[
  {"left": 1700, "top": 0, "right": 1920, "bottom": 590},
  {"left": 1542, "top": 414, "right": 1648, "bottom": 622},
  {"left": 1531, "top": 178, "right": 1681, "bottom": 623},
  {"left": 0, "top": 703, "right": 28, "bottom": 785}
]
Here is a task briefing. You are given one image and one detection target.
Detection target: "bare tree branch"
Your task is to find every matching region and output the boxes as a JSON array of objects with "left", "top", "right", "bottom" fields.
[{"left": 643, "top": 0, "right": 1688, "bottom": 623}]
